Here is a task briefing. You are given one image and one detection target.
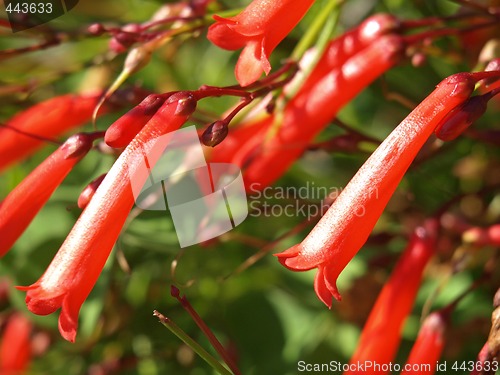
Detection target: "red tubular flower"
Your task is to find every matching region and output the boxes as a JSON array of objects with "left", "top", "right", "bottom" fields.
[
  {"left": 207, "top": 14, "right": 401, "bottom": 189},
  {"left": 298, "top": 13, "right": 400, "bottom": 95},
  {"left": 207, "top": 0, "right": 314, "bottom": 86},
  {"left": 0, "top": 93, "right": 101, "bottom": 172},
  {"left": 276, "top": 73, "right": 477, "bottom": 307},
  {"left": 0, "top": 313, "right": 32, "bottom": 374},
  {"left": 401, "top": 312, "right": 446, "bottom": 375},
  {"left": 17, "top": 92, "right": 197, "bottom": 342},
  {"left": 0, "top": 133, "right": 98, "bottom": 257},
  {"left": 242, "top": 34, "right": 405, "bottom": 190},
  {"left": 344, "top": 226, "right": 436, "bottom": 375}
]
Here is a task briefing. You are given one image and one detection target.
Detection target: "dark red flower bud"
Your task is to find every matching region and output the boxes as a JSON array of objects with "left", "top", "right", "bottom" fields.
[
  {"left": 172, "top": 93, "right": 197, "bottom": 116},
  {"left": 201, "top": 121, "right": 228, "bottom": 147},
  {"left": 170, "top": 285, "right": 181, "bottom": 298},
  {"left": 77, "top": 174, "right": 106, "bottom": 209},
  {"left": 434, "top": 94, "right": 490, "bottom": 141},
  {"left": 62, "top": 133, "right": 97, "bottom": 159},
  {"left": 109, "top": 37, "right": 128, "bottom": 54},
  {"left": 105, "top": 94, "right": 166, "bottom": 148},
  {"left": 87, "top": 23, "right": 105, "bottom": 36}
]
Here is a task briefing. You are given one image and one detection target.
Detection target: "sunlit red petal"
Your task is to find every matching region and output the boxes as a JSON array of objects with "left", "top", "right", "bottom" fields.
[{"left": 17, "top": 93, "right": 196, "bottom": 342}]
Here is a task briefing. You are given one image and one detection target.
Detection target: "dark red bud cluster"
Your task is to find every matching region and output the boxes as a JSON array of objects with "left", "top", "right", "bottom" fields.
[{"left": 109, "top": 24, "right": 144, "bottom": 54}]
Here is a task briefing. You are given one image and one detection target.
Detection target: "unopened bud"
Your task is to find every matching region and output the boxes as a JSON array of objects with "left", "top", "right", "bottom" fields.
[
  {"left": 434, "top": 94, "right": 489, "bottom": 141},
  {"left": 114, "top": 32, "right": 140, "bottom": 46},
  {"left": 163, "top": 92, "right": 197, "bottom": 116},
  {"left": 438, "top": 73, "right": 476, "bottom": 99},
  {"left": 88, "top": 23, "right": 106, "bottom": 36},
  {"left": 62, "top": 133, "right": 95, "bottom": 159},
  {"left": 78, "top": 174, "right": 106, "bottom": 209},
  {"left": 171, "top": 285, "right": 181, "bottom": 298},
  {"left": 105, "top": 94, "right": 166, "bottom": 148},
  {"left": 109, "top": 37, "right": 128, "bottom": 54},
  {"left": 201, "top": 121, "right": 228, "bottom": 147},
  {"left": 175, "top": 95, "right": 198, "bottom": 116},
  {"left": 359, "top": 14, "right": 400, "bottom": 42},
  {"left": 411, "top": 52, "right": 426, "bottom": 67},
  {"left": 142, "top": 94, "right": 166, "bottom": 115}
]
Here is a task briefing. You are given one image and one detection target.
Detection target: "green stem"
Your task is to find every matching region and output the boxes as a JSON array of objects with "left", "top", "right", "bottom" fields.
[
  {"left": 286, "top": 0, "right": 344, "bottom": 99},
  {"left": 291, "top": 0, "right": 344, "bottom": 61},
  {"left": 153, "top": 310, "right": 234, "bottom": 375}
]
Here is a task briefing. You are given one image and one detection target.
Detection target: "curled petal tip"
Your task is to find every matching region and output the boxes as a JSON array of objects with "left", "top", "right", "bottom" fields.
[
  {"left": 314, "top": 265, "right": 341, "bottom": 308},
  {"left": 274, "top": 244, "right": 315, "bottom": 271},
  {"left": 235, "top": 41, "right": 266, "bottom": 87},
  {"left": 274, "top": 243, "right": 301, "bottom": 258},
  {"left": 59, "top": 318, "right": 77, "bottom": 343},
  {"left": 58, "top": 297, "right": 80, "bottom": 343},
  {"left": 24, "top": 288, "right": 65, "bottom": 316},
  {"left": 15, "top": 285, "right": 31, "bottom": 291},
  {"left": 212, "top": 14, "right": 235, "bottom": 24}
]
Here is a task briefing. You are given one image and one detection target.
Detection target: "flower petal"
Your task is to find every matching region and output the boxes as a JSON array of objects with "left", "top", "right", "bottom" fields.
[
  {"left": 58, "top": 294, "right": 82, "bottom": 343},
  {"left": 314, "top": 266, "right": 333, "bottom": 308},
  {"left": 275, "top": 244, "right": 317, "bottom": 271},
  {"left": 207, "top": 17, "right": 250, "bottom": 50},
  {"left": 235, "top": 39, "right": 266, "bottom": 87}
]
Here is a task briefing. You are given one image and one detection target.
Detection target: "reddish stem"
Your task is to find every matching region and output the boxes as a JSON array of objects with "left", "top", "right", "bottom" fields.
[
  {"left": 403, "top": 19, "right": 499, "bottom": 46},
  {"left": 170, "top": 286, "right": 241, "bottom": 375},
  {"left": 0, "top": 122, "right": 61, "bottom": 145}
]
